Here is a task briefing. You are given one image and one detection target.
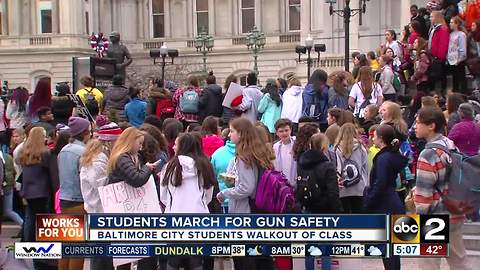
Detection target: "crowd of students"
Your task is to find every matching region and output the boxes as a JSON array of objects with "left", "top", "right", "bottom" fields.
[{"left": 0, "top": 2, "right": 479, "bottom": 270}]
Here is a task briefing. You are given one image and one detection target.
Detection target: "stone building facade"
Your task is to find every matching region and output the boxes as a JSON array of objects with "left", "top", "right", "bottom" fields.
[{"left": 0, "top": 0, "right": 424, "bottom": 91}]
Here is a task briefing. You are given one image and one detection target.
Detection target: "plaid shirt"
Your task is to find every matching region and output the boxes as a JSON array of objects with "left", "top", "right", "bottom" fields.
[
  {"left": 172, "top": 86, "right": 203, "bottom": 122},
  {"left": 414, "top": 134, "right": 464, "bottom": 223}
]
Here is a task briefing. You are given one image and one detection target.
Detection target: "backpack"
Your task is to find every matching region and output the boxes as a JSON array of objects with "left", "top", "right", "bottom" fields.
[
  {"left": 392, "top": 72, "right": 402, "bottom": 92},
  {"left": 335, "top": 147, "right": 362, "bottom": 188},
  {"left": 255, "top": 169, "right": 296, "bottom": 213},
  {"left": 83, "top": 88, "right": 99, "bottom": 115},
  {"left": 331, "top": 93, "right": 349, "bottom": 110},
  {"left": 179, "top": 88, "right": 200, "bottom": 113},
  {"left": 425, "top": 143, "right": 480, "bottom": 215},
  {"left": 155, "top": 98, "right": 175, "bottom": 119}
]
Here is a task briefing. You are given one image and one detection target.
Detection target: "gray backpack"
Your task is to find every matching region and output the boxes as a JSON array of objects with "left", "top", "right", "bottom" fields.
[{"left": 425, "top": 143, "right": 480, "bottom": 214}]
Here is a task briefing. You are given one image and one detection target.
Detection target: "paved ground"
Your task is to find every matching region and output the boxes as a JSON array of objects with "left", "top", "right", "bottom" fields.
[{"left": 2, "top": 223, "right": 479, "bottom": 270}]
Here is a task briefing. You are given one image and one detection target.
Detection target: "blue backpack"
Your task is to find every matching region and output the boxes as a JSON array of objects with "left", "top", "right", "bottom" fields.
[
  {"left": 425, "top": 143, "right": 480, "bottom": 215},
  {"left": 179, "top": 88, "right": 199, "bottom": 113}
]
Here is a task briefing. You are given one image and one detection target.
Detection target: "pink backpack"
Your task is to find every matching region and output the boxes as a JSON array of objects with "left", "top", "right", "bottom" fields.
[{"left": 255, "top": 170, "right": 296, "bottom": 213}]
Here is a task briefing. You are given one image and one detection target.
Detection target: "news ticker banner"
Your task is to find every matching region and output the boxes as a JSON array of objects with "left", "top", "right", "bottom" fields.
[
  {"left": 15, "top": 242, "right": 450, "bottom": 259},
  {"left": 37, "top": 214, "right": 388, "bottom": 242},
  {"left": 35, "top": 214, "right": 449, "bottom": 245}
]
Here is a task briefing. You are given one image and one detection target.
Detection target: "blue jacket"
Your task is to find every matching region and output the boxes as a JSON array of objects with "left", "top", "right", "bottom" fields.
[
  {"left": 211, "top": 141, "right": 236, "bottom": 207},
  {"left": 258, "top": 94, "right": 282, "bottom": 133},
  {"left": 363, "top": 148, "right": 408, "bottom": 214},
  {"left": 302, "top": 84, "right": 329, "bottom": 124},
  {"left": 58, "top": 140, "right": 86, "bottom": 202},
  {"left": 125, "top": 98, "right": 147, "bottom": 127}
]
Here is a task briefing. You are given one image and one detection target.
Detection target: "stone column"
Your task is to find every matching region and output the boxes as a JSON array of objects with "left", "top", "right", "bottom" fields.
[
  {"left": 348, "top": 0, "right": 360, "bottom": 55},
  {"left": 300, "top": 0, "right": 311, "bottom": 42},
  {"left": 255, "top": 0, "right": 262, "bottom": 30},
  {"left": 52, "top": 0, "right": 60, "bottom": 34},
  {"left": 187, "top": 0, "right": 193, "bottom": 37},
  {"left": 400, "top": 0, "right": 412, "bottom": 31},
  {"left": 279, "top": 0, "right": 286, "bottom": 33},
  {"left": 165, "top": 0, "right": 171, "bottom": 38},
  {"left": 208, "top": 0, "right": 215, "bottom": 35},
  {"left": 232, "top": 0, "right": 238, "bottom": 35},
  {"left": 59, "top": 0, "right": 84, "bottom": 35},
  {"left": 7, "top": 0, "right": 22, "bottom": 35}
]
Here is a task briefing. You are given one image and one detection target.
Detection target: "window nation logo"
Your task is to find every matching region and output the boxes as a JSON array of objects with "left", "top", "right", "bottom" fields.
[{"left": 15, "top": 243, "right": 62, "bottom": 259}]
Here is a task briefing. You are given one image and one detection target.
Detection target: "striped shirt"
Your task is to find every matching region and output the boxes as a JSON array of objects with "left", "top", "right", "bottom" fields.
[{"left": 414, "top": 134, "right": 464, "bottom": 223}]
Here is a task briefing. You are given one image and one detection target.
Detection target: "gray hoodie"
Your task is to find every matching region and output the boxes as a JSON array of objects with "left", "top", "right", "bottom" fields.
[
  {"left": 236, "top": 85, "right": 263, "bottom": 123},
  {"left": 334, "top": 142, "right": 368, "bottom": 198},
  {"left": 222, "top": 159, "right": 259, "bottom": 213}
]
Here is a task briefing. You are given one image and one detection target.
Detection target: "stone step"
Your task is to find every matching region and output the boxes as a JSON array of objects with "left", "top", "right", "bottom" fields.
[
  {"left": 467, "top": 249, "right": 480, "bottom": 257},
  {"left": 464, "top": 235, "right": 480, "bottom": 251},
  {"left": 463, "top": 222, "right": 480, "bottom": 235}
]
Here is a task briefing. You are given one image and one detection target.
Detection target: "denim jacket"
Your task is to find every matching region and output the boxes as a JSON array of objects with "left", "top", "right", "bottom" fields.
[{"left": 58, "top": 140, "right": 86, "bottom": 202}]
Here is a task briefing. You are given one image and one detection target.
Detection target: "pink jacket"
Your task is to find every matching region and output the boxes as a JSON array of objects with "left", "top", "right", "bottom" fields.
[
  {"left": 429, "top": 25, "right": 450, "bottom": 61},
  {"left": 202, "top": 135, "right": 225, "bottom": 157}
]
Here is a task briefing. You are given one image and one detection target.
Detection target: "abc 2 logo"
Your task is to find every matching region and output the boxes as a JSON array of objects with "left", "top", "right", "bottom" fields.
[{"left": 391, "top": 215, "right": 449, "bottom": 244}]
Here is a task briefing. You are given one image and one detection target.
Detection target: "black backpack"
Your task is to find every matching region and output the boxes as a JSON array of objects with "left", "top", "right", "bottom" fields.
[{"left": 83, "top": 88, "right": 99, "bottom": 116}]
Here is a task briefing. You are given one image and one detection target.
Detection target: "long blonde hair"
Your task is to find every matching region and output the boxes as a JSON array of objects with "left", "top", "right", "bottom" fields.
[
  {"left": 80, "top": 139, "right": 114, "bottom": 168},
  {"left": 107, "top": 127, "right": 144, "bottom": 174},
  {"left": 17, "top": 127, "right": 47, "bottom": 166},
  {"left": 231, "top": 118, "right": 275, "bottom": 169},
  {"left": 383, "top": 101, "right": 408, "bottom": 135},
  {"left": 335, "top": 123, "right": 359, "bottom": 158}
]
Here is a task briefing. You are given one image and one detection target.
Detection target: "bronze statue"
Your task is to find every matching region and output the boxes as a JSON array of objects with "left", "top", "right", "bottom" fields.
[{"left": 107, "top": 31, "right": 132, "bottom": 81}]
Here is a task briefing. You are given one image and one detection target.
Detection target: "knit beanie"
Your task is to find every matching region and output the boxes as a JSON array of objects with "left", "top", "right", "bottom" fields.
[
  {"left": 68, "top": 117, "right": 90, "bottom": 137},
  {"left": 96, "top": 122, "right": 122, "bottom": 141}
]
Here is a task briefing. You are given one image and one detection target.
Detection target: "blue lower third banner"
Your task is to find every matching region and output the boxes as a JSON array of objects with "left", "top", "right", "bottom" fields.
[
  {"left": 87, "top": 214, "right": 388, "bottom": 242},
  {"left": 60, "top": 243, "right": 389, "bottom": 258}
]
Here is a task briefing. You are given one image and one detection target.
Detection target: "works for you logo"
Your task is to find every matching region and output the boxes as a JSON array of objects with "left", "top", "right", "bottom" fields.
[{"left": 15, "top": 243, "right": 62, "bottom": 259}]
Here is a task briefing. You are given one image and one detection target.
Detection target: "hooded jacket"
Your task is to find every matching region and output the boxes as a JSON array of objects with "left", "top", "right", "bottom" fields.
[
  {"left": 333, "top": 142, "right": 368, "bottom": 198},
  {"left": 302, "top": 84, "right": 329, "bottom": 124},
  {"left": 199, "top": 84, "right": 224, "bottom": 119},
  {"left": 258, "top": 93, "right": 282, "bottom": 133},
  {"left": 281, "top": 86, "right": 303, "bottom": 123},
  {"left": 297, "top": 149, "right": 342, "bottom": 213},
  {"left": 363, "top": 148, "right": 408, "bottom": 213},
  {"left": 80, "top": 152, "right": 109, "bottom": 213},
  {"left": 104, "top": 85, "right": 129, "bottom": 122},
  {"left": 160, "top": 155, "right": 214, "bottom": 213},
  {"left": 51, "top": 96, "right": 75, "bottom": 125},
  {"left": 235, "top": 85, "right": 263, "bottom": 123},
  {"left": 211, "top": 141, "right": 236, "bottom": 207}
]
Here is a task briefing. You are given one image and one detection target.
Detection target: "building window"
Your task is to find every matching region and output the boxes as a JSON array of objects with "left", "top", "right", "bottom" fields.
[
  {"left": 196, "top": 0, "right": 208, "bottom": 34},
  {"left": 289, "top": 0, "right": 300, "bottom": 31},
  {"left": 85, "top": 12, "right": 90, "bottom": 34},
  {"left": 152, "top": 0, "right": 165, "bottom": 38},
  {"left": 38, "top": 0, "right": 52, "bottom": 34},
  {"left": 241, "top": 0, "right": 255, "bottom": 33}
]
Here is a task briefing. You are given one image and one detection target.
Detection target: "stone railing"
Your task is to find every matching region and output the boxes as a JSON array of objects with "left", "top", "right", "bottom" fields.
[
  {"left": 279, "top": 33, "right": 300, "bottom": 43},
  {"left": 232, "top": 37, "right": 247, "bottom": 45},
  {"left": 29, "top": 36, "right": 52, "bottom": 45},
  {"left": 312, "top": 57, "right": 345, "bottom": 69},
  {"left": 143, "top": 41, "right": 163, "bottom": 49},
  {"left": 186, "top": 40, "right": 195, "bottom": 48}
]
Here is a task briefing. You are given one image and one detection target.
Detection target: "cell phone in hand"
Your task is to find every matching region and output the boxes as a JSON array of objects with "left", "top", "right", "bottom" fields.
[{"left": 152, "top": 158, "right": 164, "bottom": 167}]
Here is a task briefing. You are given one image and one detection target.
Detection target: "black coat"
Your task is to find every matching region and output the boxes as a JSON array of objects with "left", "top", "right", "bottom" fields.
[
  {"left": 297, "top": 150, "right": 342, "bottom": 213},
  {"left": 108, "top": 153, "right": 152, "bottom": 188},
  {"left": 363, "top": 148, "right": 408, "bottom": 214},
  {"left": 199, "top": 84, "right": 223, "bottom": 119},
  {"left": 51, "top": 96, "right": 75, "bottom": 125}
]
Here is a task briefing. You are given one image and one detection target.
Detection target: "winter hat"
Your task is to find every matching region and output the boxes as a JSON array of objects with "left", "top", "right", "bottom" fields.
[
  {"left": 96, "top": 122, "right": 122, "bottom": 141},
  {"left": 458, "top": 103, "right": 474, "bottom": 120},
  {"left": 68, "top": 117, "right": 90, "bottom": 137},
  {"left": 95, "top": 115, "right": 110, "bottom": 129},
  {"left": 56, "top": 123, "right": 70, "bottom": 133}
]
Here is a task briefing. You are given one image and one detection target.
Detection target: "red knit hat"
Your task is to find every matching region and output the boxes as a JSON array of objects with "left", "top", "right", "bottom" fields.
[{"left": 95, "top": 122, "right": 122, "bottom": 141}]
